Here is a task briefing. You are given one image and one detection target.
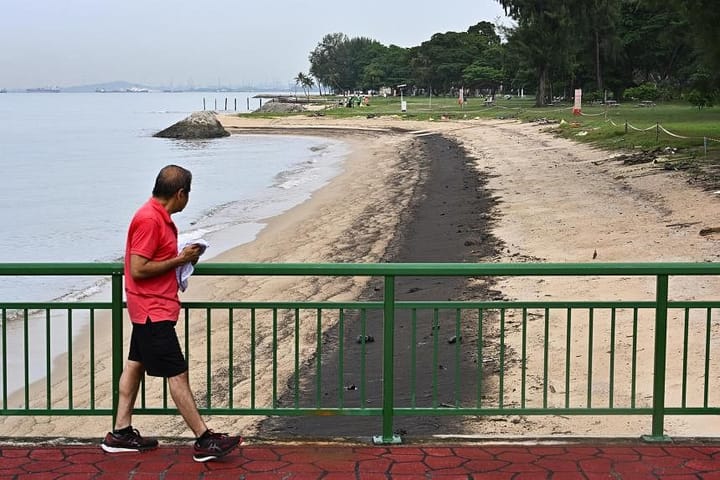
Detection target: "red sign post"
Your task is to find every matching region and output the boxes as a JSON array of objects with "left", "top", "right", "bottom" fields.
[{"left": 573, "top": 88, "right": 582, "bottom": 115}]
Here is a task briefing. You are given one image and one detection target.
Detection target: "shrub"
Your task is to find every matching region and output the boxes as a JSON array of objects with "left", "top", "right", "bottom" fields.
[
  {"left": 623, "top": 83, "right": 660, "bottom": 101},
  {"left": 686, "top": 89, "right": 715, "bottom": 109},
  {"left": 583, "top": 90, "right": 604, "bottom": 102}
]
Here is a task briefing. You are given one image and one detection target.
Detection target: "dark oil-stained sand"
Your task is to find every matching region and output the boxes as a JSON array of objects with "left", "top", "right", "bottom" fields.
[{"left": 257, "top": 133, "right": 502, "bottom": 439}]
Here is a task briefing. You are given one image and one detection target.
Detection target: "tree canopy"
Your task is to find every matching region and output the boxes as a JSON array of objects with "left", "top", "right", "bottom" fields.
[{"left": 306, "top": 2, "right": 719, "bottom": 107}]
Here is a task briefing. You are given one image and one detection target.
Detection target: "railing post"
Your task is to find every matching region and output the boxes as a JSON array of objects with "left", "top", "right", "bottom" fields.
[
  {"left": 374, "top": 275, "right": 401, "bottom": 444},
  {"left": 644, "top": 273, "right": 671, "bottom": 442},
  {"left": 111, "top": 271, "right": 124, "bottom": 429}
]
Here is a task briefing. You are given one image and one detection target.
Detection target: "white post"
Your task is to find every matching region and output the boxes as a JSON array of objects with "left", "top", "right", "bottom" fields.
[{"left": 397, "top": 83, "right": 407, "bottom": 112}]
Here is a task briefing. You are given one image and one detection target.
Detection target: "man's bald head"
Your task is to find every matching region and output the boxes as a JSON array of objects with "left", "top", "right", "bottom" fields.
[{"left": 152, "top": 165, "right": 192, "bottom": 199}]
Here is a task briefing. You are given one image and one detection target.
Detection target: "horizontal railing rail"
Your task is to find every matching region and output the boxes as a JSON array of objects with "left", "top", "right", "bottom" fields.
[
  {"left": 3, "top": 261, "right": 720, "bottom": 276},
  {"left": 0, "top": 262, "right": 719, "bottom": 443}
]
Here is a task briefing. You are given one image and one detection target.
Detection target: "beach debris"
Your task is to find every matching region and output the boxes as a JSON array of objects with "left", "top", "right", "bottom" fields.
[
  {"left": 700, "top": 227, "right": 720, "bottom": 236},
  {"left": 345, "top": 384, "right": 357, "bottom": 391},
  {"left": 666, "top": 222, "right": 700, "bottom": 229},
  {"left": 256, "top": 99, "right": 305, "bottom": 113},
  {"left": 448, "top": 335, "right": 461, "bottom": 344},
  {"left": 356, "top": 335, "right": 374, "bottom": 344},
  {"left": 153, "top": 111, "right": 230, "bottom": 139},
  {"left": 616, "top": 150, "right": 658, "bottom": 165},
  {"left": 592, "top": 249, "right": 597, "bottom": 259}
]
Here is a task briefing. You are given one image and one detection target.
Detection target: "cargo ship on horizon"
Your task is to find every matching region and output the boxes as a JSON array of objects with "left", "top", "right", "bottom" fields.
[{"left": 26, "top": 87, "right": 61, "bottom": 93}]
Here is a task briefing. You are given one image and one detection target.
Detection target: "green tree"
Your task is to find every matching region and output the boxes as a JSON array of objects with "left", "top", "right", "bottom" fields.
[
  {"left": 463, "top": 63, "right": 504, "bottom": 95},
  {"left": 467, "top": 21, "right": 502, "bottom": 45},
  {"left": 617, "top": 2, "right": 693, "bottom": 86},
  {"left": 309, "top": 33, "right": 385, "bottom": 93},
  {"left": 410, "top": 23, "right": 501, "bottom": 95},
  {"left": 498, "top": 0, "right": 581, "bottom": 106},
  {"left": 666, "top": 0, "right": 720, "bottom": 89},
  {"left": 309, "top": 33, "right": 348, "bottom": 93},
  {"left": 294, "top": 72, "right": 315, "bottom": 102},
  {"left": 582, "top": 0, "right": 621, "bottom": 93},
  {"left": 686, "top": 67, "right": 717, "bottom": 109},
  {"left": 361, "top": 45, "right": 411, "bottom": 91}
]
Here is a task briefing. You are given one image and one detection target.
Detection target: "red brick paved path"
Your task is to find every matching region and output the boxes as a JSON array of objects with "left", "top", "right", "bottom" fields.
[{"left": 1, "top": 442, "right": 720, "bottom": 479}]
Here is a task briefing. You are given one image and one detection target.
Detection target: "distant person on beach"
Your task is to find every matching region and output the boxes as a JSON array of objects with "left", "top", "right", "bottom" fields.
[{"left": 101, "top": 164, "right": 242, "bottom": 462}]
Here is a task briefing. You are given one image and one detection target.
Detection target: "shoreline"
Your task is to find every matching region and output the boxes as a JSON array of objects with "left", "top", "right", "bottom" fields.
[
  {"left": 0, "top": 117, "right": 421, "bottom": 438},
  {"left": 0, "top": 130, "right": 352, "bottom": 406},
  {"left": 2, "top": 114, "right": 720, "bottom": 440}
]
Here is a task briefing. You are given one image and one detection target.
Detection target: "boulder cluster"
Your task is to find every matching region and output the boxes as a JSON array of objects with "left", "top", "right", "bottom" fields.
[
  {"left": 256, "top": 99, "right": 305, "bottom": 113},
  {"left": 154, "top": 111, "right": 230, "bottom": 139}
]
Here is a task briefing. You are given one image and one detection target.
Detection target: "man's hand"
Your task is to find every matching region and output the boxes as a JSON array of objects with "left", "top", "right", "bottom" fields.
[
  {"left": 179, "top": 243, "right": 203, "bottom": 265},
  {"left": 130, "top": 244, "right": 201, "bottom": 280}
]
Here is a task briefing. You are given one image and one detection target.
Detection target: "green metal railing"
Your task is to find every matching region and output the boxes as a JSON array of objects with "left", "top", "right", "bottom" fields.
[{"left": 1, "top": 262, "right": 719, "bottom": 443}]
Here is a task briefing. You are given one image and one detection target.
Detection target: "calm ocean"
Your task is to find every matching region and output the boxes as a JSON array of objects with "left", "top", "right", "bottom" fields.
[{"left": 0, "top": 92, "right": 348, "bottom": 302}]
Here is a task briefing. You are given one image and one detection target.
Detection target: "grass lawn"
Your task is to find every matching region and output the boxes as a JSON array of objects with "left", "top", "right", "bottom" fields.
[{"left": 250, "top": 94, "right": 720, "bottom": 187}]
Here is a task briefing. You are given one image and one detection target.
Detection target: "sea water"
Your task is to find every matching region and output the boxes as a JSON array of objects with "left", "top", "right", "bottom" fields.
[
  {"left": 0, "top": 92, "right": 347, "bottom": 301},
  {"left": 0, "top": 92, "right": 348, "bottom": 396}
]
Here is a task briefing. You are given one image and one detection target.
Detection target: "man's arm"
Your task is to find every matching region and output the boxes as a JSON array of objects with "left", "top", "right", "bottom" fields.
[{"left": 129, "top": 244, "right": 202, "bottom": 280}]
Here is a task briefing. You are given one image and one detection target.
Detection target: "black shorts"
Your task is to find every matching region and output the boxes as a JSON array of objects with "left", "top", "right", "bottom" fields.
[{"left": 128, "top": 318, "right": 188, "bottom": 378}]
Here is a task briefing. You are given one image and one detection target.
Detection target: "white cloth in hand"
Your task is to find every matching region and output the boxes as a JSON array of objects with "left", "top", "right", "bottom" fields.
[{"left": 176, "top": 239, "right": 209, "bottom": 292}]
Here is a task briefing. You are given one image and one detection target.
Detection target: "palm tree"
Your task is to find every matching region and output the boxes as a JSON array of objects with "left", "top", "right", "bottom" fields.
[
  {"left": 301, "top": 75, "right": 315, "bottom": 103},
  {"left": 294, "top": 72, "right": 305, "bottom": 100},
  {"left": 294, "top": 72, "right": 315, "bottom": 103}
]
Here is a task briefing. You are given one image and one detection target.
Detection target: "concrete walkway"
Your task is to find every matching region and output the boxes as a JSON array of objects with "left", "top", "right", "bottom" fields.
[{"left": 1, "top": 440, "right": 720, "bottom": 479}]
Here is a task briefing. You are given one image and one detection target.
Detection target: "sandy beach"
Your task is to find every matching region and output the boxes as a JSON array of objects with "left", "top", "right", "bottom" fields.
[{"left": 2, "top": 114, "right": 720, "bottom": 441}]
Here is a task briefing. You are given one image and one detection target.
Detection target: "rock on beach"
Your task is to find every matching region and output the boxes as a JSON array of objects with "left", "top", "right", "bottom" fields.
[{"left": 153, "top": 111, "right": 230, "bottom": 139}]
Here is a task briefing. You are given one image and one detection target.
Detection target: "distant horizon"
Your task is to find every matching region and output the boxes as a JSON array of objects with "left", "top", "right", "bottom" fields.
[
  {"left": 0, "top": 0, "right": 508, "bottom": 89},
  {"left": 3, "top": 79, "right": 296, "bottom": 93}
]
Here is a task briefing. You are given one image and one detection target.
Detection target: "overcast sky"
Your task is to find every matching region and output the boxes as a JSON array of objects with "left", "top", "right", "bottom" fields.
[{"left": 1, "top": 0, "right": 509, "bottom": 89}]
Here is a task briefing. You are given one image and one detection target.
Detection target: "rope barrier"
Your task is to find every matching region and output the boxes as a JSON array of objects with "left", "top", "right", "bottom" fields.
[
  {"left": 576, "top": 109, "right": 716, "bottom": 144},
  {"left": 466, "top": 102, "right": 718, "bottom": 150},
  {"left": 580, "top": 115, "right": 720, "bottom": 155},
  {"left": 657, "top": 124, "right": 691, "bottom": 139},
  {"left": 626, "top": 122, "right": 656, "bottom": 132}
]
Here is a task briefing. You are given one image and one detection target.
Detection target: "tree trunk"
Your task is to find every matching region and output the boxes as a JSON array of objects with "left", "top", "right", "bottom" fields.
[
  {"left": 595, "top": 29, "right": 603, "bottom": 92},
  {"left": 536, "top": 65, "right": 550, "bottom": 106}
]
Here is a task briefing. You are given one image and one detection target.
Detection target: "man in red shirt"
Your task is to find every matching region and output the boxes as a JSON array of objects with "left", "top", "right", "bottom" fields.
[{"left": 101, "top": 165, "right": 241, "bottom": 462}]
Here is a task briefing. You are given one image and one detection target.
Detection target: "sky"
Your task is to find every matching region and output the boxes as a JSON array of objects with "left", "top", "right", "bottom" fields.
[{"left": 1, "top": 0, "right": 509, "bottom": 89}]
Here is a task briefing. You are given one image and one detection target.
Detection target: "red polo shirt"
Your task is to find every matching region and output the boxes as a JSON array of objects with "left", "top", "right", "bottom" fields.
[{"left": 124, "top": 197, "right": 180, "bottom": 324}]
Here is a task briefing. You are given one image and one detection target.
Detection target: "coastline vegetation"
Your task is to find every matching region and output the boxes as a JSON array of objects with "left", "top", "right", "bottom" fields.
[
  {"left": 252, "top": 95, "right": 719, "bottom": 149},
  {"left": 251, "top": 0, "right": 720, "bottom": 181},
  {"left": 246, "top": 94, "right": 720, "bottom": 186}
]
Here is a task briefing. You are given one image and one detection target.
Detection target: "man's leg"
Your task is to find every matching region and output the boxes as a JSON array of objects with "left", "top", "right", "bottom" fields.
[
  {"left": 170, "top": 371, "right": 242, "bottom": 462},
  {"left": 101, "top": 359, "right": 158, "bottom": 453},
  {"left": 168, "top": 370, "right": 208, "bottom": 437},
  {"left": 114, "top": 360, "right": 144, "bottom": 429}
]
